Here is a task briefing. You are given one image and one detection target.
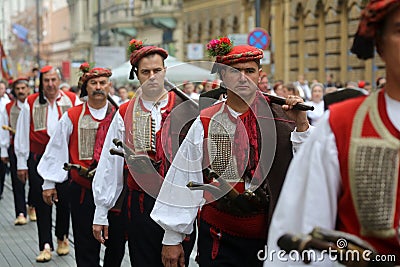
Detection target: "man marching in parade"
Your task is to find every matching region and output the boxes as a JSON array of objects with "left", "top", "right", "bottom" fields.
[
  {"left": 92, "top": 38, "right": 197, "bottom": 266},
  {"left": 267, "top": 0, "right": 400, "bottom": 265},
  {"left": 14, "top": 66, "right": 77, "bottom": 262},
  {"left": 150, "top": 37, "right": 311, "bottom": 267},
  {"left": 38, "top": 64, "right": 118, "bottom": 266},
  {"left": 0, "top": 77, "right": 36, "bottom": 225}
]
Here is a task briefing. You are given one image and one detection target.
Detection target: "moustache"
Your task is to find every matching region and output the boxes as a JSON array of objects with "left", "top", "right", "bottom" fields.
[
  {"left": 92, "top": 91, "right": 106, "bottom": 96},
  {"left": 17, "top": 93, "right": 26, "bottom": 96}
]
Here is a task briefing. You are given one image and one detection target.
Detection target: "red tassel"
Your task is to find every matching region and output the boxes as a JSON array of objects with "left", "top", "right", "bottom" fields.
[
  {"left": 139, "top": 192, "right": 145, "bottom": 214},
  {"left": 210, "top": 227, "right": 222, "bottom": 260},
  {"left": 79, "top": 188, "right": 85, "bottom": 204},
  {"left": 127, "top": 190, "right": 132, "bottom": 221}
]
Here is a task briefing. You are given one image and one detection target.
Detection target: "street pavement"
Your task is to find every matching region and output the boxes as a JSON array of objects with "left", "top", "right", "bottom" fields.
[{"left": 0, "top": 172, "right": 197, "bottom": 266}]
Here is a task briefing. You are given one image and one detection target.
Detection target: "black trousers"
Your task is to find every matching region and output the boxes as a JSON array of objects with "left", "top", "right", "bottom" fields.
[
  {"left": 69, "top": 181, "right": 101, "bottom": 267},
  {"left": 0, "top": 158, "right": 6, "bottom": 198},
  {"left": 9, "top": 146, "right": 33, "bottom": 217},
  {"left": 197, "top": 219, "right": 265, "bottom": 267},
  {"left": 103, "top": 198, "right": 128, "bottom": 267},
  {"left": 127, "top": 190, "right": 196, "bottom": 267},
  {"left": 28, "top": 153, "right": 70, "bottom": 251}
]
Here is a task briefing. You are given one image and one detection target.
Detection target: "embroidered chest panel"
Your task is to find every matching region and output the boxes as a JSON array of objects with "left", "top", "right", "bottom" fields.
[
  {"left": 78, "top": 106, "right": 99, "bottom": 160},
  {"left": 131, "top": 101, "right": 156, "bottom": 153},
  {"left": 208, "top": 110, "right": 241, "bottom": 183},
  {"left": 9, "top": 104, "right": 20, "bottom": 130},
  {"left": 349, "top": 92, "right": 400, "bottom": 239},
  {"left": 32, "top": 99, "right": 47, "bottom": 131},
  {"left": 32, "top": 95, "right": 72, "bottom": 131}
]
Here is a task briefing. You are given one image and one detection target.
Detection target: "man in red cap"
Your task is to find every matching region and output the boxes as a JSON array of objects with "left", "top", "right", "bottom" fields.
[
  {"left": 0, "top": 77, "right": 35, "bottom": 225},
  {"left": 38, "top": 65, "right": 117, "bottom": 266},
  {"left": 267, "top": 0, "right": 400, "bottom": 265},
  {"left": 0, "top": 79, "right": 11, "bottom": 200},
  {"left": 92, "top": 39, "right": 197, "bottom": 266},
  {"left": 14, "top": 66, "right": 78, "bottom": 262},
  {"left": 151, "top": 37, "right": 311, "bottom": 267}
]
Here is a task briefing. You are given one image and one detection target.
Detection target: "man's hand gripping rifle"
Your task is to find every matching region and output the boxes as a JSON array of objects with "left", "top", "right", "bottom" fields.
[
  {"left": 187, "top": 168, "right": 268, "bottom": 216},
  {"left": 278, "top": 227, "right": 395, "bottom": 267}
]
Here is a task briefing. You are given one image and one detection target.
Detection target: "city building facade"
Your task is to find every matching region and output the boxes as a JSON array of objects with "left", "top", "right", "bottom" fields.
[{"left": 1, "top": 0, "right": 384, "bottom": 86}]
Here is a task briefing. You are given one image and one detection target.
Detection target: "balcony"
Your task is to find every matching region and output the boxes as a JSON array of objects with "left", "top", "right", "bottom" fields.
[
  {"left": 140, "top": 0, "right": 182, "bottom": 16},
  {"left": 101, "top": 3, "right": 138, "bottom": 29}
]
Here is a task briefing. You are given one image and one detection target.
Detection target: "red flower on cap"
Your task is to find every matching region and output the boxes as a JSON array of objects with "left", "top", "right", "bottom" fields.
[
  {"left": 128, "top": 39, "right": 168, "bottom": 67},
  {"left": 79, "top": 62, "right": 90, "bottom": 73},
  {"left": 207, "top": 37, "right": 263, "bottom": 70},
  {"left": 207, "top": 37, "right": 233, "bottom": 57},
  {"left": 128, "top": 39, "right": 144, "bottom": 54}
]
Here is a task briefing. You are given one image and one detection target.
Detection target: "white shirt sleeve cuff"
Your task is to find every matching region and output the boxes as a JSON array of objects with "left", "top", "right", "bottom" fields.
[
  {"left": 93, "top": 206, "right": 109, "bottom": 226},
  {"left": 42, "top": 180, "right": 56, "bottom": 190},
  {"left": 162, "top": 230, "right": 185, "bottom": 245},
  {"left": 291, "top": 125, "right": 314, "bottom": 142},
  {"left": 17, "top": 157, "right": 28, "bottom": 170},
  {"left": 1, "top": 148, "right": 8, "bottom": 158}
]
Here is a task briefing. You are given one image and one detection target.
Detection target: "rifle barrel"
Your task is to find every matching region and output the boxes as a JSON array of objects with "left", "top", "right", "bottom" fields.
[
  {"left": 109, "top": 148, "right": 125, "bottom": 158},
  {"left": 201, "top": 86, "right": 314, "bottom": 111},
  {"left": 164, "top": 79, "right": 199, "bottom": 108}
]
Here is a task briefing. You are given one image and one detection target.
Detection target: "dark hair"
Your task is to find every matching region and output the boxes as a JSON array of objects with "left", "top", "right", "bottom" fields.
[
  {"left": 69, "top": 85, "right": 79, "bottom": 93},
  {"left": 288, "top": 85, "right": 299, "bottom": 95},
  {"left": 118, "top": 86, "right": 128, "bottom": 92},
  {"left": 273, "top": 81, "right": 283, "bottom": 92},
  {"left": 284, "top": 83, "right": 296, "bottom": 93},
  {"left": 376, "top": 76, "right": 385, "bottom": 86}
]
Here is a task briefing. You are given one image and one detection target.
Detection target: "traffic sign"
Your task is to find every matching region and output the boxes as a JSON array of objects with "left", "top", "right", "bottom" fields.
[
  {"left": 228, "top": 34, "right": 248, "bottom": 46},
  {"left": 247, "top": 28, "right": 270, "bottom": 50},
  {"left": 260, "top": 50, "right": 271, "bottom": 65}
]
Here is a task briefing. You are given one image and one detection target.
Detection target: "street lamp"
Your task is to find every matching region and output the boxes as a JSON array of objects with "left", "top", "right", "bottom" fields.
[
  {"left": 97, "top": 0, "right": 101, "bottom": 45},
  {"left": 36, "top": 0, "right": 41, "bottom": 67},
  {"left": 255, "top": 0, "right": 261, "bottom": 27}
]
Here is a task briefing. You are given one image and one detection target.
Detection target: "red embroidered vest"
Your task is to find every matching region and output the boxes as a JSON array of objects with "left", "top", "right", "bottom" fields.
[
  {"left": 68, "top": 103, "right": 108, "bottom": 189},
  {"left": 330, "top": 90, "right": 400, "bottom": 261},
  {"left": 119, "top": 92, "right": 176, "bottom": 193},
  {"left": 199, "top": 98, "right": 266, "bottom": 239},
  {"left": 27, "top": 91, "right": 75, "bottom": 154}
]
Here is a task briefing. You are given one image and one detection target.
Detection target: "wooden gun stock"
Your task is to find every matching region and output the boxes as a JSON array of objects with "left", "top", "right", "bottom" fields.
[{"left": 2, "top": 125, "right": 16, "bottom": 134}]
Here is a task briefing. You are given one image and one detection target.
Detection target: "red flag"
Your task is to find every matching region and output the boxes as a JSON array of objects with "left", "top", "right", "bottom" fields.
[
  {"left": 62, "top": 61, "right": 71, "bottom": 80},
  {"left": 0, "top": 41, "right": 11, "bottom": 80}
]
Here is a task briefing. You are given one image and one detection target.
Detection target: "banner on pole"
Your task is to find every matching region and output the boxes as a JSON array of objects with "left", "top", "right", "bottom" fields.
[{"left": 0, "top": 41, "right": 12, "bottom": 80}]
